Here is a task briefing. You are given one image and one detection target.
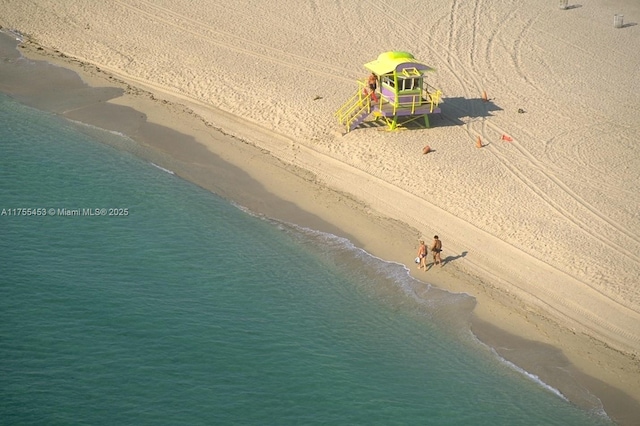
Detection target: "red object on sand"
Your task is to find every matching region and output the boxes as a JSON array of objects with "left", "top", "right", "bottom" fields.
[
  {"left": 423, "top": 145, "right": 431, "bottom": 154},
  {"left": 501, "top": 134, "right": 513, "bottom": 142}
]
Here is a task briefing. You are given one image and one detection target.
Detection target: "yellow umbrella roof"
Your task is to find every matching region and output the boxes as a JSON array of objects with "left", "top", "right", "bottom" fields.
[{"left": 364, "top": 51, "right": 434, "bottom": 75}]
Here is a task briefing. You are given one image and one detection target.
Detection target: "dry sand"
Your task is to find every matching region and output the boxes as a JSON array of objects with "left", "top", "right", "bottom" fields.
[{"left": 1, "top": 0, "right": 639, "bottom": 423}]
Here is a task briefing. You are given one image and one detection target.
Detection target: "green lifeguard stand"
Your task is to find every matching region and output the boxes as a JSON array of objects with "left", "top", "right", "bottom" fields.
[{"left": 335, "top": 51, "right": 442, "bottom": 133}]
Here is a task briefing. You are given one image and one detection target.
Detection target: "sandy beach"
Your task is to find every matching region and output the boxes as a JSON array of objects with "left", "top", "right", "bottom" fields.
[{"left": 1, "top": 0, "right": 639, "bottom": 423}]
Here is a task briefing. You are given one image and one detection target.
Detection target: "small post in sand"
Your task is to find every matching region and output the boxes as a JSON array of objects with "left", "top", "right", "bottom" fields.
[{"left": 614, "top": 14, "right": 624, "bottom": 28}]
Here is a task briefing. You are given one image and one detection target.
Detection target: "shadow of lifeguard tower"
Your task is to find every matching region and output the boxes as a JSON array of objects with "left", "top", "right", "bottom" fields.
[{"left": 336, "top": 51, "right": 442, "bottom": 133}]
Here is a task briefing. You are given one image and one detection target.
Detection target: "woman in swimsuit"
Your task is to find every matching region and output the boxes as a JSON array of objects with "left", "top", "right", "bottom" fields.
[{"left": 417, "top": 240, "right": 427, "bottom": 270}]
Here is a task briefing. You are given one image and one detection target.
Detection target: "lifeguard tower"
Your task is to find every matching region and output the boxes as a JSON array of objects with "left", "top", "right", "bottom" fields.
[{"left": 335, "top": 51, "right": 442, "bottom": 133}]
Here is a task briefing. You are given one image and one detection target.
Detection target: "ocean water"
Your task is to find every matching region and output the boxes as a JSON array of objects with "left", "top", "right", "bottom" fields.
[{"left": 0, "top": 93, "right": 611, "bottom": 425}]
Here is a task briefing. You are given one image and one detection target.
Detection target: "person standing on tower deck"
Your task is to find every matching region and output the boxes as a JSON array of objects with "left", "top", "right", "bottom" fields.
[{"left": 367, "top": 73, "right": 378, "bottom": 102}]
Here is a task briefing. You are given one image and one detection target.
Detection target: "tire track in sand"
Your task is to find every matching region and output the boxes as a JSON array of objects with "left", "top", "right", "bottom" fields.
[
  {"left": 112, "top": 0, "right": 358, "bottom": 83},
  {"left": 372, "top": 0, "right": 640, "bottom": 265},
  {"left": 471, "top": 117, "right": 640, "bottom": 313},
  {"left": 478, "top": 119, "right": 640, "bottom": 264},
  {"left": 362, "top": 0, "right": 640, "bottom": 336}
]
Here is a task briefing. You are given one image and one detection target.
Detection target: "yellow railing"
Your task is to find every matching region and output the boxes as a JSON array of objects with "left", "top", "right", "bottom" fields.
[
  {"left": 426, "top": 89, "right": 442, "bottom": 113},
  {"left": 335, "top": 80, "right": 375, "bottom": 132},
  {"left": 335, "top": 88, "right": 366, "bottom": 120},
  {"left": 387, "top": 94, "right": 422, "bottom": 115},
  {"left": 401, "top": 67, "right": 421, "bottom": 77},
  {"left": 423, "top": 83, "right": 442, "bottom": 113},
  {"left": 336, "top": 79, "right": 442, "bottom": 132}
]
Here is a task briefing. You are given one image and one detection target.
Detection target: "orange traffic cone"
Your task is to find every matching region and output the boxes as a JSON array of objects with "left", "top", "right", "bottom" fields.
[
  {"left": 476, "top": 136, "right": 483, "bottom": 148},
  {"left": 423, "top": 145, "right": 431, "bottom": 154}
]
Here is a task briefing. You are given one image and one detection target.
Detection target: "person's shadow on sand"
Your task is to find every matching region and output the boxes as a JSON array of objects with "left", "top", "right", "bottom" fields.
[{"left": 427, "top": 251, "right": 468, "bottom": 270}]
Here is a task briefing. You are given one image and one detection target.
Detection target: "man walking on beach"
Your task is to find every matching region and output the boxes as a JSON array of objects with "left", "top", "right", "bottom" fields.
[{"left": 431, "top": 235, "right": 443, "bottom": 267}]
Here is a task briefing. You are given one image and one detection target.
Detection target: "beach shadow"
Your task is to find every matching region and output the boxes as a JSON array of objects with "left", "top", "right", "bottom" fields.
[
  {"left": 621, "top": 22, "right": 637, "bottom": 28},
  {"left": 436, "top": 97, "right": 503, "bottom": 127},
  {"left": 359, "top": 118, "right": 387, "bottom": 129},
  {"left": 442, "top": 251, "right": 467, "bottom": 267},
  {"left": 424, "top": 251, "right": 466, "bottom": 270},
  {"left": 356, "top": 95, "right": 502, "bottom": 130},
  {"left": 563, "top": 4, "right": 582, "bottom": 10},
  {"left": 359, "top": 115, "right": 439, "bottom": 131},
  {"left": 0, "top": 48, "right": 124, "bottom": 113},
  {"left": 471, "top": 318, "right": 640, "bottom": 424}
]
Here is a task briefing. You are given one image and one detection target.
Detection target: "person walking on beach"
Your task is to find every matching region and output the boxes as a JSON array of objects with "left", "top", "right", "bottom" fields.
[
  {"left": 417, "top": 240, "right": 427, "bottom": 270},
  {"left": 431, "top": 235, "right": 443, "bottom": 267}
]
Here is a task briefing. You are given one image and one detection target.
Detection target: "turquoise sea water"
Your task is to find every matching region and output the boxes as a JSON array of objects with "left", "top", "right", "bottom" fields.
[{"left": 0, "top": 94, "right": 611, "bottom": 425}]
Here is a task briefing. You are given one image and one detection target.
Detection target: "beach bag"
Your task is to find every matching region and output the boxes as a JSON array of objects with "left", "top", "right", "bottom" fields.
[{"left": 414, "top": 257, "right": 420, "bottom": 264}]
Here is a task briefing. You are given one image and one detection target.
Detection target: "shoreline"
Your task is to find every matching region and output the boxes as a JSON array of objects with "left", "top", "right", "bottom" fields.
[{"left": 2, "top": 32, "right": 639, "bottom": 424}]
